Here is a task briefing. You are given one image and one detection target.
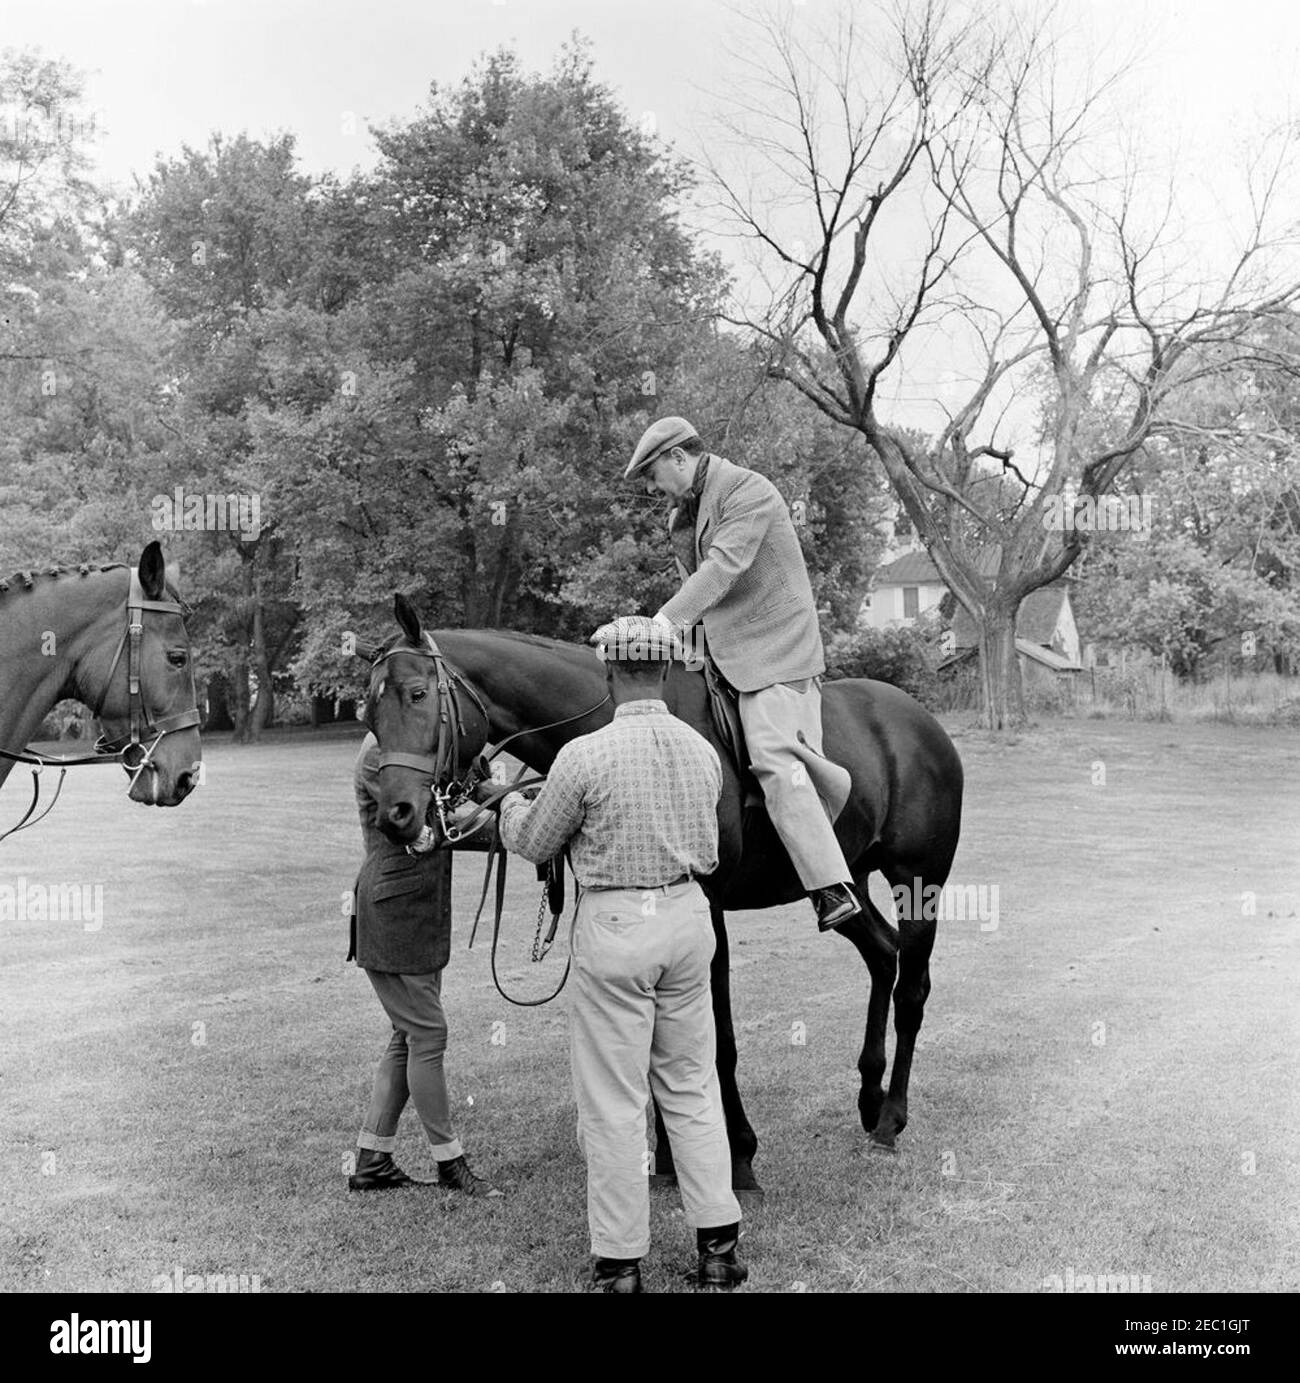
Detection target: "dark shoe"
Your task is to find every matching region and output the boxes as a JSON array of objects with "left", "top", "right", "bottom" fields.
[
  {"left": 437, "top": 1154, "right": 505, "bottom": 1198},
  {"left": 347, "top": 1148, "right": 429, "bottom": 1191},
  {"left": 696, "top": 1223, "right": 748, "bottom": 1291},
  {"left": 588, "top": 1257, "right": 643, "bottom": 1293},
  {"left": 811, "top": 882, "right": 862, "bottom": 932}
]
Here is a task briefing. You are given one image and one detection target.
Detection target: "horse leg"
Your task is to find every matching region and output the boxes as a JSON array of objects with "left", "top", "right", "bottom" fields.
[
  {"left": 836, "top": 885, "right": 899, "bottom": 1140},
  {"left": 650, "top": 1097, "right": 676, "bottom": 1185},
  {"left": 873, "top": 875, "right": 939, "bottom": 1149},
  {"left": 647, "top": 903, "right": 760, "bottom": 1195},
  {"left": 709, "top": 903, "right": 761, "bottom": 1194}
]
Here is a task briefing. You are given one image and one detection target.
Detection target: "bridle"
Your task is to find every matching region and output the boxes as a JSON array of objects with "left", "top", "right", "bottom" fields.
[
  {"left": 365, "top": 631, "right": 495, "bottom": 839},
  {"left": 89, "top": 570, "right": 202, "bottom": 788},
  {"left": 365, "top": 631, "right": 610, "bottom": 846},
  {"left": 0, "top": 568, "right": 201, "bottom": 843},
  {"left": 365, "top": 630, "right": 612, "bottom": 1005}
]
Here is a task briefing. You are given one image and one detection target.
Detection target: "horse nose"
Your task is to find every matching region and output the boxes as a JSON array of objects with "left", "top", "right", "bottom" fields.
[
  {"left": 175, "top": 769, "right": 195, "bottom": 798},
  {"left": 386, "top": 799, "right": 415, "bottom": 830}
]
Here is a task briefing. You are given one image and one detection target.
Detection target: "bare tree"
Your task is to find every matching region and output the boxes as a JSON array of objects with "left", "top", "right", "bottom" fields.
[{"left": 704, "top": 0, "right": 1300, "bottom": 726}]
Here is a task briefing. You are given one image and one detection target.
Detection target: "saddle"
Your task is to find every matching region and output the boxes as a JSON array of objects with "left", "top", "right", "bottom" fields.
[
  {"left": 698, "top": 658, "right": 762, "bottom": 806},
  {"left": 693, "top": 656, "right": 852, "bottom": 824}
]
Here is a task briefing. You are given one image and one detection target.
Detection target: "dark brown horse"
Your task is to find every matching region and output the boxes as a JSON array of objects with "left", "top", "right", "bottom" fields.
[
  {"left": 0, "top": 541, "right": 201, "bottom": 813},
  {"left": 364, "top": 596, "right": 963, "bottom": 1192}
]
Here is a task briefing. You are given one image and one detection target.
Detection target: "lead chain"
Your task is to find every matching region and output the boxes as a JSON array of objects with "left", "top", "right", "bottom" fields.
[{"left": 531, "top": 883, "right": 552, "bottom": 963}]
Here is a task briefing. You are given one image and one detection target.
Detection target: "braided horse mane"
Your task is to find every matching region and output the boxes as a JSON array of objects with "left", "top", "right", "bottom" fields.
[{"left": 0, "top": 562, "right": 190, "bottom": 611}]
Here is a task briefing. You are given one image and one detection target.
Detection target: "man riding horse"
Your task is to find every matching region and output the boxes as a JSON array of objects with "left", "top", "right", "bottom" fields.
[{"left": 604, "top": 416, "right": 862, "bottom": 934}]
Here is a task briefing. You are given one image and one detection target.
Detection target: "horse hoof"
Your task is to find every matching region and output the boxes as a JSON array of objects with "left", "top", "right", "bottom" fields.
[
  {"left": 868, "top": 1134, "right": 898, "bottom": 1154},
  {"left": 648, "top": 1172, "right": 678, "bottom": 1189}
]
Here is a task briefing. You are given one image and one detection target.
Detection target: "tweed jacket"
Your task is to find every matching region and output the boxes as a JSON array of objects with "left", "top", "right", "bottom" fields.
[
  {"left": 349, "top": 734, "right": 452, "bottom": 974},
  {"left": 658, "top": 455, "right": 825, "bottom": 693}
]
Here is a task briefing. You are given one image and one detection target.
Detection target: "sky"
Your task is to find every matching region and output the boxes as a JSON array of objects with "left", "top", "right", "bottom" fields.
[
  {"left": 3, "top": 0, "right": 1298, "bottom": 442},
  {"left": 2, "top": 0, "right": 1296, "bottom": 193}
]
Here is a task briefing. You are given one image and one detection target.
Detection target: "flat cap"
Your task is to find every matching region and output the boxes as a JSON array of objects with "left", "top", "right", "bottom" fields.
[
  {"left": 590, "top": 615, "right": 679, "bottom": 663},
  {"left": 624, "top": 416, "right": 699, "bottom": 480}
]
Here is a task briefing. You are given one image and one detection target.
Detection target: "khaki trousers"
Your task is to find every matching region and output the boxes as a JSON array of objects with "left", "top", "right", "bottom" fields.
[
  {"left": 568, "top": 881, "right": 740, "bottom": 1259},
  {"left": 738, "top": 679, "right": 854, "bottom": 890}
]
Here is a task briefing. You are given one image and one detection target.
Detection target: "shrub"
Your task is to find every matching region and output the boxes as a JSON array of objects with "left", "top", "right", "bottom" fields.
[{"left": 825, "top": 623, "right": 942, "bottom": 707}]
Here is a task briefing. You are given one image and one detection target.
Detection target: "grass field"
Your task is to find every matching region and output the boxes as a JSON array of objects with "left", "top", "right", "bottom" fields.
[{"left": 1, "top": 717, "right": 1297, "bottom": 1294}]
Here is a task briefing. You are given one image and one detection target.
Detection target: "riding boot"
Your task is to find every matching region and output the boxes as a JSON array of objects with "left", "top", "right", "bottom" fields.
[
  {"left": 696, "top": 1223, "right": 748, "bottom": 1291},
  {"left": 437, "top": 1154, "right": 505, "bottom": 1198},
  {"left": 811, "top": 881, "right": 862, "bottom": 932},
  {"left": 348, "top": 1148, "right": 430, "bottom": 1191},
  {"left": 588, "top": 1257, "right": 643, "bottom": 1293}
]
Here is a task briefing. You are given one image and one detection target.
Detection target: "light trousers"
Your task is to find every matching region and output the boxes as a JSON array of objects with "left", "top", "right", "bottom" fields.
[
  {"left": 358, "top": 968, "right": 462, "bottom": 1162},
  {"left": 738, "top": 678, "right": 854, "bottom": 890},
  {"left": 569, "top": 881, "right": 740, "bottom": 1259}
]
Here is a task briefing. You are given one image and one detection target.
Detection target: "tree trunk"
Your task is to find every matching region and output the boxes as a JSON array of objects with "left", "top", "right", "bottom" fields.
[
  {"left": 205, "top": 674, "right": 234, "bottom": 732},
  {"left": 976, "top": 603, "right": 1025, "bottom": 729},
  {"left": 232, "top": 549, "right": 256, "bottom": 743},
  {"left": 487, "top": 509, "right": 519, "bottom": 627},
  {"left": 230, "top": 649, "right": 251, "bottom": 742},
  {"left": 248, "top": 559, "right": 273, "bottom": 740}
]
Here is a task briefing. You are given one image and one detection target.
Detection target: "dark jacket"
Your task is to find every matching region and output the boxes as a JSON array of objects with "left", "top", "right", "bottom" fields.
[{"left": 349, "top": 734, "right": 453, "bottom": 974}]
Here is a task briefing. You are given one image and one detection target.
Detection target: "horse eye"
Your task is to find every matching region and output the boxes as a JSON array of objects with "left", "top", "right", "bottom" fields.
[
  {"left": 411, "top": 687, "right": 427, "bottom": 703},
  {"left": 167, "top": 651, "right": 188, "bottom": 668}
]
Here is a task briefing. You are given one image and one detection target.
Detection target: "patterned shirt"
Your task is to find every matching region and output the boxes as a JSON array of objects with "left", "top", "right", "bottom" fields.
[{"left": 498, "top": 700, "right": 721, "bottom": 888}]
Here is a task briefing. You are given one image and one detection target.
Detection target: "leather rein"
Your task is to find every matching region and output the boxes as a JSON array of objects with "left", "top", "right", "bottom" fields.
[
  {"left": 0, "top": 569, "right": 201, "bottom": 844},
  {"left": 367, "top": 632, "right": 610, "bottom": 1005}
]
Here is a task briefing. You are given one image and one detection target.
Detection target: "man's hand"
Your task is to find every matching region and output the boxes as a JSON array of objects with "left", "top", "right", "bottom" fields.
[
  {"left": 470, "top": 778, "right": 503, "bottom": 807},
  {"left": 590, "top": 619, "right": 621, "bottom": 649},
  {"left": 590, "top": 613, "right": 675, "bottom": 649}
]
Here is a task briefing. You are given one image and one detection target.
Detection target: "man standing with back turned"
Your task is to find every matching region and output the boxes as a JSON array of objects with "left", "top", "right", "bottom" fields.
[
  {"left": 488, "top": 616, "right": 746, "bottom": 1293},
  {"left": 620, "top": 415, "right": 863, "bottom": 934}
]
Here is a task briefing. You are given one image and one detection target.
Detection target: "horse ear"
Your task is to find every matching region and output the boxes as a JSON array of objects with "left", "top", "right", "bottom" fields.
[
  {"left": 346, "top": 634, "right": 380, "bottom": 662},
  {"left": 139, "top": 541, "right": 166, "bottom": 599},
  {"left": 394, "top": 593, "right": 423, "bottom": 646}
]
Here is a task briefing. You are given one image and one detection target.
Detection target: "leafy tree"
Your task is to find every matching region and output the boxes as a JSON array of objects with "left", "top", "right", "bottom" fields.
[
  {"left": 280, "top": 41, "right": 730, "bottom": 694},
  {"left": 120, "top": 133, "right": 319, "bottom": 737}
]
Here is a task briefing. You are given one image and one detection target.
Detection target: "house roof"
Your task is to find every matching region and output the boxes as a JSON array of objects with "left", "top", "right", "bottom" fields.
[
  {"left": 939, "top": 636, "right": 1081, "bottom": 673},
  {"left": 1018, "top": 641, "right": 1081, "bottom": 671},
  {"left": 952, "top": 586, "right": 1072, "bottom": 650},
  {"left": 874, "top": 547, "right": 1000, "bottom": 585}
]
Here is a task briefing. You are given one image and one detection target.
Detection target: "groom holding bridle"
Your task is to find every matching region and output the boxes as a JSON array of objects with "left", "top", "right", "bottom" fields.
[{"left": 613, "top": 416, "right": 862, "bottom": 933}]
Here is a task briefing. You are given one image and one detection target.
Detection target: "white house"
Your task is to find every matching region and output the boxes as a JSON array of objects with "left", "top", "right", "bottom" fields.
[
  {"left": 862, "top": 545, "right": 1083, "bottom": 676},
  {"left": 860, "top": 550, "right": 951, "bottom": 629}
]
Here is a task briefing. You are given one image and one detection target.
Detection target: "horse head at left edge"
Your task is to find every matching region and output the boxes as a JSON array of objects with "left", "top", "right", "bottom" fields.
[
  {"left": 84, "top": 540, "right": 202, "bottom": 806},
  {"left": 0, "top": 539, "right": 202, "bottom": 816}
]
